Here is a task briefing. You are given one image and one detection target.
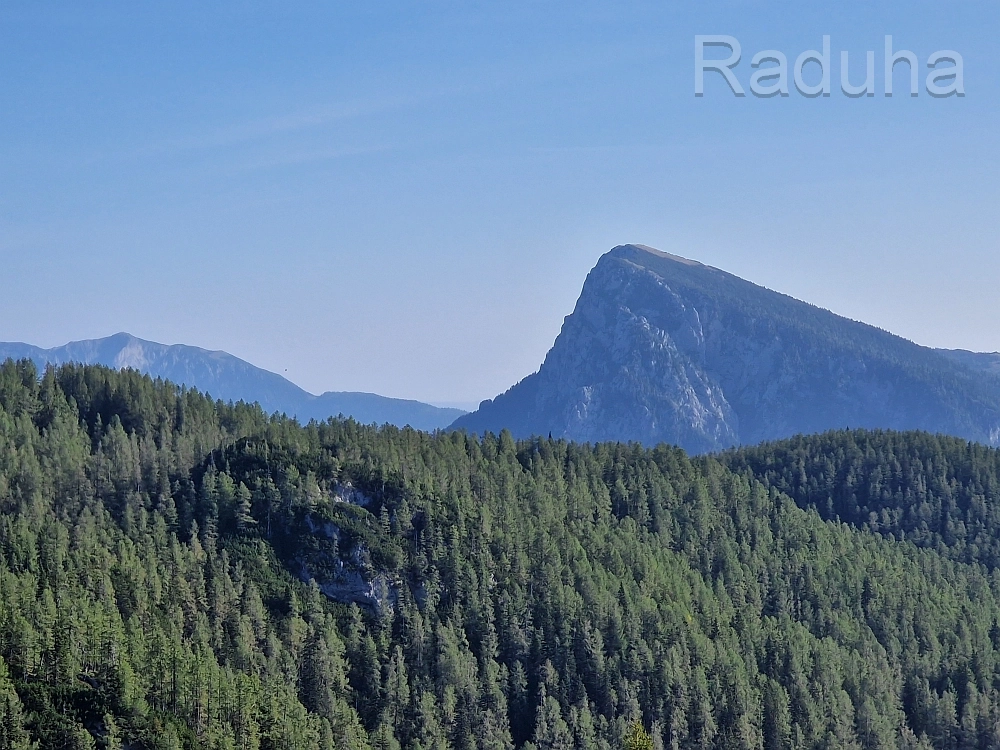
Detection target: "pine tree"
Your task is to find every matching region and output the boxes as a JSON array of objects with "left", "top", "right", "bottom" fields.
[
  {"left": 104, "top": 713, "right": 123, "bottom": 750},
  {"left": 532, "top": 684, "right": 573, "bottom": 750},
  {"left": 235, "top": 482, "right": 257, "bottom": 534},
  {"left": 623, "top": 722, "right": 653, "bottom": 750},
  {"left": 0, "top": 657, "right": 34, "bottom": 750}
]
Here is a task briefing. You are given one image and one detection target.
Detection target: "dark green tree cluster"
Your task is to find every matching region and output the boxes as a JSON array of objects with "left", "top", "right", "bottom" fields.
[
  {"left": 4, "top": 361, "right": 1000, "bottom": 749},
  {"left": 721, "top": 429, "right": 1000, "bottom": 568}
]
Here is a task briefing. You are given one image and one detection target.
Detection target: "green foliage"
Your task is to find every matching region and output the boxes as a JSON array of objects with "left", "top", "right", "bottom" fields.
[
  {"left": 0, "top": 656, "right": 34, "bottom": 749},
  {"left": 722, "top": 428, "right": 1000, "bottom": 567},
  {"left": 623, "top": 722, "right": 652, "bottom": 750},
  {"left": 4, "top": 361, "right": 1000, "bottom": 748}
]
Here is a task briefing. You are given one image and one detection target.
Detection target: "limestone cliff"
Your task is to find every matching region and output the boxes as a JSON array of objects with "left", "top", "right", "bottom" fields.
[{"left": 453, "top": 244, "right": 1000, "bottom": 452}]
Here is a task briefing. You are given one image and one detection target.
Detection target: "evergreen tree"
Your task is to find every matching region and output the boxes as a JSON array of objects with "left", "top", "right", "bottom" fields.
[{"left": 0, "top": 657, "right": 34, "bottom": 750}]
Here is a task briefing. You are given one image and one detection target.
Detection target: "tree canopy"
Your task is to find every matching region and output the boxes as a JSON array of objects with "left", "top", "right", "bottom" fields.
[{"left": 3, "top": 361, "right": 1000, "bottom": 748}]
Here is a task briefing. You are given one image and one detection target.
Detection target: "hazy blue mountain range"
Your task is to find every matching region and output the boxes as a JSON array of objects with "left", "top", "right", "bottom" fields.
[
  {"left": 0, "top": 332, "right": 465, "bottom": 430},
  {"left": 452, "top": 244, "right": 1000, "bottom": 452}
]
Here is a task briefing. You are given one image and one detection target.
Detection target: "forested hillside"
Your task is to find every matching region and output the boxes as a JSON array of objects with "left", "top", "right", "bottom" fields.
[
  {"left": 722, "top": 429, "right": 1000, "bottom": 569},
  {"left": 5, "top": 362, "right": 1000, "bottom": 749}
]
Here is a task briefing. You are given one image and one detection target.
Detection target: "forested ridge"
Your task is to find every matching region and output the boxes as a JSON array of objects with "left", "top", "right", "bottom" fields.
[
  {"left": 722, "top": 429, "right": 1000, "bottom": 569},
  {"left": 5, "top": 363, "right": 1000, "bottom": 748}
]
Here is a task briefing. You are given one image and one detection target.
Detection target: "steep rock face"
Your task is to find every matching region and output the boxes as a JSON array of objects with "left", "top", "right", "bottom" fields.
[
  {"left": 453, "top": 244, "right": 1000, "bottom": 452},
  {"left": 299, "top": 515, "right": 397, "bottom": 617},
  {"left": 484, "top": 248, "right": 738, "bottom": 452}
]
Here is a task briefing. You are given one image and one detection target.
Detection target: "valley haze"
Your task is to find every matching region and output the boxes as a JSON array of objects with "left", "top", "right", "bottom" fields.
[
  {"left": 0, "top": 333, "right": 466, "bottom": 431},
  {"left": 8, "top": 245, "right": 1000, "bottom": 456}
]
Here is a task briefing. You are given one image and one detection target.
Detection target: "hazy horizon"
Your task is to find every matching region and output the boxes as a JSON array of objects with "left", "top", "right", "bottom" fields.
[{"left": 3, "top": 2, "right": 997, "bottom": 404}]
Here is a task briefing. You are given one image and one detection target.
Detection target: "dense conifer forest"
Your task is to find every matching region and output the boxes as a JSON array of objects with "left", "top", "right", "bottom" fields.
[
  {"left": 5, "top": 361, "right": 1000, "bottom": 749},
  {"left": 722, "top": 429, "right": 1000, "bottom": 568}
]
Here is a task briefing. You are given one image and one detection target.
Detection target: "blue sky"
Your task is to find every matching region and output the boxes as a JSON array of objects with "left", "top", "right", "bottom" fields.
[{"left": 1, "top": 2, "right": 997, "bottom": 408}]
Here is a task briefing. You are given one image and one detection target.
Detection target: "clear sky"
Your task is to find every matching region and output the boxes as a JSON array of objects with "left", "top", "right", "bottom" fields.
[{"left": 1, "top": 2, "right": 997, "bottom": 409}]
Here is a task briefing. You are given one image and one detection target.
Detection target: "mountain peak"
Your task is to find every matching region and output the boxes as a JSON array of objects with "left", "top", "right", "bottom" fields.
[
  {"left": 0, "top": 334, "right": 466, "bottom": 430},
  {"left": 107, "top": 331, "right": 139, "bottom": 343},
  {"left": 451, "top": 244, "right": 1000, "bottom": 452},
  {"left": 608, "top": 243, "right": 704, "bottom": 268}
]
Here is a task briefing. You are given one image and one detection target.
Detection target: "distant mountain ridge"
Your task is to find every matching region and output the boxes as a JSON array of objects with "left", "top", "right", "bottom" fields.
[
  {"left": 0, "top": 333, "right": 465, "bottom": 430},
  {"left": 452, "top": 244, "right": 1000, "bottom": 452},
  {"left": 935, "top": 348, "right": 1000, "bottom": 377}
]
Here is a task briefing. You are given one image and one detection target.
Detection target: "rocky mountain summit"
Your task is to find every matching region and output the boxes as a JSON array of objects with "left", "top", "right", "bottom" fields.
[{"left": 452, "top": 244, "right": 1000, "bottom": 452}]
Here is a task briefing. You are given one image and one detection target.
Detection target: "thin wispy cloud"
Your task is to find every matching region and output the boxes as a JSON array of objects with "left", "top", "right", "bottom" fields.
[
  {"left": 129, "top": 95, "right": 418, "bottom": 158},
  {"left": 233, "top": 143, "right": 398, "bottom": 172}
]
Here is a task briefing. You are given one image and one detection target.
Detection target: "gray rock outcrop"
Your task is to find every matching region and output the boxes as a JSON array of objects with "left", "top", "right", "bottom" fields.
[{"left": 453, "top": 244, "right": 1000, "bottom": 453}]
